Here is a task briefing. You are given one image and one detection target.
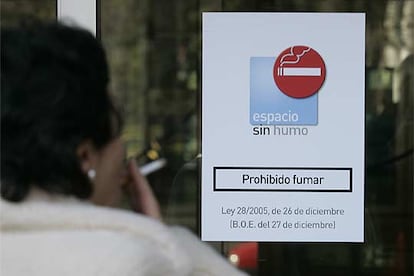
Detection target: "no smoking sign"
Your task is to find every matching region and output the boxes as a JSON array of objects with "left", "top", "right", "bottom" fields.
[
  {"left": 203, "top": 13, "right": 366, "bottom": 242},
  {"left": 273, "top": 45, "right": 326, "bottom": 98}
]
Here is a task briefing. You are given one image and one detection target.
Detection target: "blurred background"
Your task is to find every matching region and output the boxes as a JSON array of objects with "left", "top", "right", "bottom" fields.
[{"left": 2, "top": 0, "right": 413, "bottom": 275}]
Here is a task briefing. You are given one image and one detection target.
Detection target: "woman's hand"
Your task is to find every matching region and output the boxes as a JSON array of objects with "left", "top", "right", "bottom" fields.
[{"left": 125, "top": 159, "right": 162, "bottom": 220}]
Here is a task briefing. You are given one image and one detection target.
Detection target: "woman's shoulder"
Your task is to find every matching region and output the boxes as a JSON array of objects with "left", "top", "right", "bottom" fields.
[
  {"left": 1, "top": 190, "right": 171, "bottom": 239},
  {"left": 1, "top": 191, "right": 247, "bottom": 276},
  {"left": 0, "top": 192, "right": 192, "bottom": 276}
]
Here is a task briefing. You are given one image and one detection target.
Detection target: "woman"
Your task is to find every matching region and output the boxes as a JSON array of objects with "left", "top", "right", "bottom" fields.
[{"left": 1, "top": 21, "right": 246, "bottom": 276}]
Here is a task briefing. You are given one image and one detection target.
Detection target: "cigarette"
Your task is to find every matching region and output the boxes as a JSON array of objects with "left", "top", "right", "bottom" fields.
[
  {"left": 278, "top": 67, "right": 321, "bottom": 76},
  {"left": 139, "top": 158, "right": 167, "bottom": 176}
]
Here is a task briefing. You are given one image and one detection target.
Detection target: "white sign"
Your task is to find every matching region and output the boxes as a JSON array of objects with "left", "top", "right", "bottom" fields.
[{"left": 202, "top": 12, "right": 365, "bottom": 242}]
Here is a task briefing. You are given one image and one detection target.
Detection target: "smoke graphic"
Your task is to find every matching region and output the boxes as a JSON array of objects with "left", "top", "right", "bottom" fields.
[{"left": 279, "top": 46, "right": 311, "bottom": 67}]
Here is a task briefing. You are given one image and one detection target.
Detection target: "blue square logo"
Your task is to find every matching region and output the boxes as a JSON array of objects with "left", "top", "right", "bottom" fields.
[{"left": 250, "top": 57, "right": 319, "bottom": 126}]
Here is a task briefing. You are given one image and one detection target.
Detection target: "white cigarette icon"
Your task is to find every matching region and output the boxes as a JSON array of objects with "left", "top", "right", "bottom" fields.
[{"left": 277, "top": 67, "right": 321, "bottom": 76}]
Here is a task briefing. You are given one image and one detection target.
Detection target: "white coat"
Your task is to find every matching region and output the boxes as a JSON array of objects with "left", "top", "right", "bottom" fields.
[{"left": 0, "top": 191, "right": 247, "bottom": 276}]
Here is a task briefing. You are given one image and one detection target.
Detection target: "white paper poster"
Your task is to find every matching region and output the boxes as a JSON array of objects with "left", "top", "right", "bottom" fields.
[{"left": 202, "top": 12, "right": 365, "bottom": 242}]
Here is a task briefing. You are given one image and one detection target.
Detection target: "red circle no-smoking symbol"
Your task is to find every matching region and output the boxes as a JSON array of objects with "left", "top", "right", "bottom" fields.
[{"left": 273, "top": 45, "right": 326, "bottom": 98}]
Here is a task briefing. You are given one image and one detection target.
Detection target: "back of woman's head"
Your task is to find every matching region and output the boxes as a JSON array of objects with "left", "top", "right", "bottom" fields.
[{"left": 1, "top": 21, "right": 122, "bottom": 202}]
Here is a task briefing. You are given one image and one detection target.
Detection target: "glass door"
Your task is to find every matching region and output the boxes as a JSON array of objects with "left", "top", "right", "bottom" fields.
[{"left": 100, "top": 1, "right": 412, "bottom": 275}]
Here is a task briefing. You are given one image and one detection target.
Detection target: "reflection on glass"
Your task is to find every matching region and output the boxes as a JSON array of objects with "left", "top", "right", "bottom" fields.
[
  {"left": 101, "top": 0, "right": 413, "bottom": 275},
  {"left": 1, "top": 0, "right": 56, "bottom": 26}
]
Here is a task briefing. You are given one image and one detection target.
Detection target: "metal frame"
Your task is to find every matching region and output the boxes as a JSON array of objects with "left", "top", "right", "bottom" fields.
[{"left": 57, "top": 0, "right": 98, "bottom": 37}]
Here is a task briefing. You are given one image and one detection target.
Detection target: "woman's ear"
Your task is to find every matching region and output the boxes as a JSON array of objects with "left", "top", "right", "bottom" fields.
[{"left": 76, "top": 140, "right": 99, "bottom": 174}]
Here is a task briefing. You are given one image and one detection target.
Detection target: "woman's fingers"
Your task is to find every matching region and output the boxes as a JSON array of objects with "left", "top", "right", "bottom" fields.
[{"left": 126, "top": 159, "right": 162, "bottom": 220}]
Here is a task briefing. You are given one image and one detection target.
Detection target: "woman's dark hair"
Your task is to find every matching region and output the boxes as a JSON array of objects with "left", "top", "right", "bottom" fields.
[{"left": 1, "top": 21, "right": 122, "bottom": 202}]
